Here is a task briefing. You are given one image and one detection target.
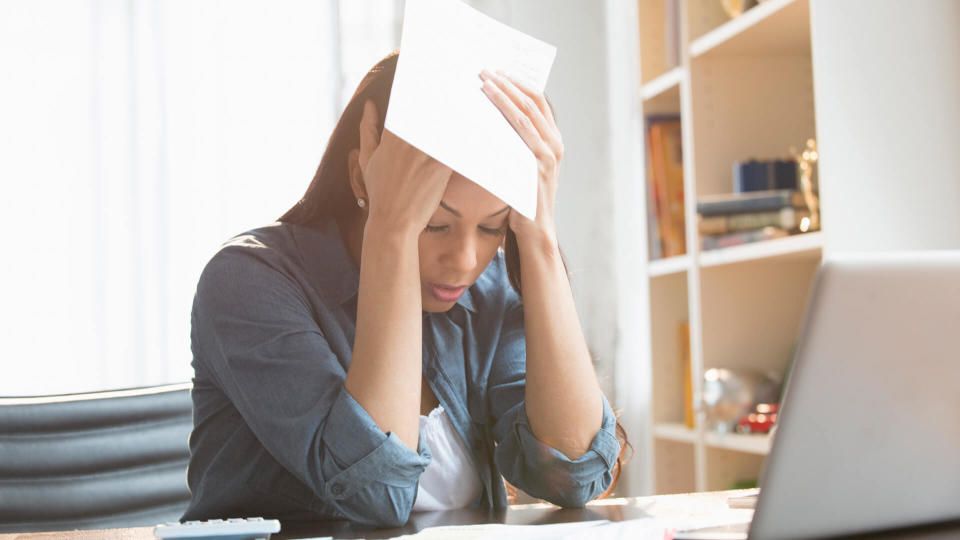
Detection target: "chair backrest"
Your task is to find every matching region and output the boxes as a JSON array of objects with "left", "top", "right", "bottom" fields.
[{"left": 0, "top": 383, "right": 193, "bottom": 533}]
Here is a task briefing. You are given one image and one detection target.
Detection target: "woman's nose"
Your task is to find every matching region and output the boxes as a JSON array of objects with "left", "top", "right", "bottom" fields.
[{"left": 443, "top": 235, "right": 477, "bottom": 274}]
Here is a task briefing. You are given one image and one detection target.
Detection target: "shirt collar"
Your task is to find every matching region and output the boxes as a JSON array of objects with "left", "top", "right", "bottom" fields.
[
  {"left": 456, "top": 287, "right": 476, "bottom": 313},
  {"left": 289, "top": 219, "right": 476, "bottom": 314}
]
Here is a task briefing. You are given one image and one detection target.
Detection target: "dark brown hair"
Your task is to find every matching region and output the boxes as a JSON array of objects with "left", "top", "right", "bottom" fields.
[{"left": 279, "top": 50, "right": 632, "bottom": 499}]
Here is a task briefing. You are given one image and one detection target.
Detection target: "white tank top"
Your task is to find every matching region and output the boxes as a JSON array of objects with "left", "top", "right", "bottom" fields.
[{"left": 412, "top": 405, "right": 483, "bottom": 512}]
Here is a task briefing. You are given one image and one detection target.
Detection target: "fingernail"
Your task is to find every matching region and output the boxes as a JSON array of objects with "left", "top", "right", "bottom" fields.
[{"left": 479, "top": 69, "right": 491, "bottom": 80}]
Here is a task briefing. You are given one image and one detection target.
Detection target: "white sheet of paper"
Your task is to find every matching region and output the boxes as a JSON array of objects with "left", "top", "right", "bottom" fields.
[
  {"left": 391, "top": 520, "right": 609, "bottom": 539},
  {"left": 386, "top": 511, "right": 754, "bottom": 540},
  {"left": 385, "top": 0, "right": 557, "bottom": 220}
]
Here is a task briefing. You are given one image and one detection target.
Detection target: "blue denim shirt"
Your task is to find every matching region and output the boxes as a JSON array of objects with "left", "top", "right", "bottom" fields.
[{"left": 183, "top": 219, "right": 620, "bottom": 527}]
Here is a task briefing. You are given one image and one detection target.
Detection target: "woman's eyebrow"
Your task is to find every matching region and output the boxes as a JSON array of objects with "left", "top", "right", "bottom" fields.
[
  {"left": 488, "top": 205, "right": 510, "bottom": 217},
  {"left": 439, "top": 201, "right": 510, "bottom": 218}
]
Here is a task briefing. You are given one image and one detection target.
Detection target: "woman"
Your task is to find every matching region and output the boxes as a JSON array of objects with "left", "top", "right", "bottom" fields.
[{"left": 183, "top": 51, "right": 629, "bottom": 527}]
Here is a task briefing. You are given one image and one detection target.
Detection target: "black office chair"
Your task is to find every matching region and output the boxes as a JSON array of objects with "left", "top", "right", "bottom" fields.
[{"left": 0, "top": 383, "right": 193, "bottom": 533}]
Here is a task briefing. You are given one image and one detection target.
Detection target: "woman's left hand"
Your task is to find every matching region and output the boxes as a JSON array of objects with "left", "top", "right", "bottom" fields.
[{"left": 480, "top": 70, "right": 563, "bottom": 250}]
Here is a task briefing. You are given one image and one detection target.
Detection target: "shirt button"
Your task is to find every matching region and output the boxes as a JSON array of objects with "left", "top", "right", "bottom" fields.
[
  {"left": 331, "top": 483, "right": 344, "bottom": 496},
  {"left": 426, "top": 367, "right": 437, "bottom": 379}
]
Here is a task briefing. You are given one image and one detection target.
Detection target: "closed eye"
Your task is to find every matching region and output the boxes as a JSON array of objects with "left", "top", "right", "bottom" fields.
[{"left": 424, "top": 224, "right": 505, "bottom": 236}]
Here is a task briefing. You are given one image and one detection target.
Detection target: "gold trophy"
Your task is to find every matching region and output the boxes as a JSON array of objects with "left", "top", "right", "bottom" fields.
[{"left": 790, "top": 139, "right": 820, "bottom": 232}]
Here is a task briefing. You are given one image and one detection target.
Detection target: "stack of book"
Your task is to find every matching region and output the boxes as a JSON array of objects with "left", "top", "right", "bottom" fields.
[{"left": 697, "top": 189, "right": 812, "bottom": 251}]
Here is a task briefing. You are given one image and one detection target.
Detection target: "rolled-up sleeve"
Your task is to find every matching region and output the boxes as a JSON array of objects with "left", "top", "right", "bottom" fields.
[
  {"left": 193, "top": 248, "right": 430, "bottom": 526},
  {"left": 320, "top": 386, "right": 431, "bottom": 506},
  {"left": 488, "top": 302, "right": 620, "bottom": 507}
]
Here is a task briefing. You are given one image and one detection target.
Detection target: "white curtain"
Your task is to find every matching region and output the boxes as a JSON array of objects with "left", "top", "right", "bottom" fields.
[{"left": 0, "top": 0, "right": 398, "bottom": 395}]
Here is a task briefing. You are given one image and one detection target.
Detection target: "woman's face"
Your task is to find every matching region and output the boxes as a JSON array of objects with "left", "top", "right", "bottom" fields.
[{"left": 418, "top": 173, "right": 510, "bottom": 312}]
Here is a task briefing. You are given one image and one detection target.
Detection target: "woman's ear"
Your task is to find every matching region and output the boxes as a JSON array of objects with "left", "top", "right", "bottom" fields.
[
  {"left": 357, "top": 99, "right": 380, "bottom": 175},
  {"left": 347, "top": 147, "right": 367, "bottom": 203},
  {"left": 349, "top": 99, "right": 380, "bottom": 205}
]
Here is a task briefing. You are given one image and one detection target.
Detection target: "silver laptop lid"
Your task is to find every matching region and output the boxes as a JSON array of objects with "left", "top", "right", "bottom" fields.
[{"left": 750, "top": 251, "right": 960, "bottom": 539}]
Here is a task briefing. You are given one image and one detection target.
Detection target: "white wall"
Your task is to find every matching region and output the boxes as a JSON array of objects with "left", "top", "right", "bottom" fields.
[
  {"left": 811, "top": 0, "right": 960, "bottom": 254},
  {"left": 0, "top": 1, "right": 396, "bottom": 395}
]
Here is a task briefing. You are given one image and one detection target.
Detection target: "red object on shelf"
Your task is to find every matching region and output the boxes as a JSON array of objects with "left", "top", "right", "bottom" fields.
[{"left": 736, "top": 403, "right": 779, "bottom": 434}]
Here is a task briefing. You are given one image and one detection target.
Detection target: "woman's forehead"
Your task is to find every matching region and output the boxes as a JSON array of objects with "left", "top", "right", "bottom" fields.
[{"left": 441, "top": 173, "right": 508, "bottom": 218}]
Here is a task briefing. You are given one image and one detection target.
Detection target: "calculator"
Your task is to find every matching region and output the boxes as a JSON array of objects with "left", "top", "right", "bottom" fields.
[{"left": 154, "top": 517, "right": 281, "bottom": 540}]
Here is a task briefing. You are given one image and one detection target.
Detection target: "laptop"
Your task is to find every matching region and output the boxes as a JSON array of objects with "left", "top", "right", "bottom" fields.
[{"left": 676, "top": 251, "right": 960, "bottom": 539}]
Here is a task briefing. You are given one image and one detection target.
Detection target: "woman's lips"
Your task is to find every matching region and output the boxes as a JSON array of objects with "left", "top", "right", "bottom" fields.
[{"left": 429, "top": 283, "right": 467, "bottom": 303}]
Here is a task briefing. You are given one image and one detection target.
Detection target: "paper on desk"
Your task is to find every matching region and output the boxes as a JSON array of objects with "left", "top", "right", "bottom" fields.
[
  {"left": 387, "top": 520, "right": 609, "bottom": 540},
  {"left": 570, "top": 511, "right": 754, "bottom": 540},
  {"left": 386, "top": 511, "right": 753, "bottom": 540},
  {"left": 385, "top": 0, "right": 557, "bottom": 220}
]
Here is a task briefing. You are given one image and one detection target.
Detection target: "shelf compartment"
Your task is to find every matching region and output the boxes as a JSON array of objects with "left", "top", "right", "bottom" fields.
[
  {"left": 699, "top": 231, "right": 822, "bottom": 268},
  {"left": 648, "top": 254, "right": 691, "bottom": 277},
  {"left": 689, "top": 0, "right": 810, "bottom": 59},
  {"left": 642, "top": 66, "right": 682, "bottom": 98},
  {"left": 638, "top": 0, "right": 683, "bottom": 85},
  {"left": 641, "top": 67, "right": 683, "bottom": 116},
  {"left": 642, "top": 67, "right": 683, "bottom": 101},
  {"left": 688, "top": 53, "right": 816, "bottom": 197},
  {"left": 653, "top": 422, "right": 698, "bottom": 444},
  {"left": 640, "top": 67, "right": 686, "bottom": 116},
  {"left": 655, "top": 438, "right": 697, "bottom": 494},
  {"left": 699, "top": 250, "right": 820, "bottom": 378},
  {"left": 704, "top": 430, "right": 772, "bottom": 455},
  {"left": 706, "top": 447, "right": 766, "bottom": 491},
  {"left": 650, "top": 272, "right": 690, "bottom": 425}
]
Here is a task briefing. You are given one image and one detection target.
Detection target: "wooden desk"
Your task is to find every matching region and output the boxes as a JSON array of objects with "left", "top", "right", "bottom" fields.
[
  {"left": 3, "top": 490, "right": 959, "bottom": 539},
  {"left": 281, "top": 489, "right": 752, "bottom": 539}
]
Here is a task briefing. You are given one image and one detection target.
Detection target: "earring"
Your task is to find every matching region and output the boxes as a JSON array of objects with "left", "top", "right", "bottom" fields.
[{"left": 357, "top": 198, "right": 367, "bottom": 209}]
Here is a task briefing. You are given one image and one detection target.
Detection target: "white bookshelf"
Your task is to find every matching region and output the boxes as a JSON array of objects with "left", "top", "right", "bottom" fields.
[
  {"left": 647, "top": 254, "right": 691, "bottom": 277},
  {"left": 635, "top": 0, "right": 822, "bottom": 494},
  {"left": 503, "top": 0, "right": 957, "bottom": 500},
  {"left": 704, "top": 430, "right": 773, "bottom": 455},
  {"left": 641, "top": 67, "right": 682, "bottom": 100},
  {"left": 653, "top": 422, "right": 697, "bottom": 444},
  {"left": 699, "top": 231, "right": 822, "bottom": 268},
  {"left": 688, "top": 0, "right": 809, "bottom": 58},
  {"left": 655, "top": 423, "right": 773, "bottom": 455}
]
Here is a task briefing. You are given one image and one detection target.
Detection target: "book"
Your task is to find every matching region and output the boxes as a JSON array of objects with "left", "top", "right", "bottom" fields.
[
  {"left": 697, "top": 189, "right": 806, "bottom": 217},
  {"left": 699, "top": 208, "right": 811, "bottom": 236},
  {"left": 701, "top": 227, "right": 789, "bottom": 251},
  {"left": 647, "top": 119, "right": 686, "bottom": 257},
  {"left": 646, "top": 136, "right": 663, "bottom": 260},
  {"left": 732, "top": 159, "right": 797, "bottom": 192},
  {"left": 772, "top": 160, "right": 798, "bottom": 190}
]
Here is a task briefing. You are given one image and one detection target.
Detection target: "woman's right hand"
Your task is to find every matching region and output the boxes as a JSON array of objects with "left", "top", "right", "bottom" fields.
[
  {"left": 346, "top": 100, "right": 446, "bottom": 452},
  {"left": 356, "top": 100, "right": 452, "bottom": 233}
]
